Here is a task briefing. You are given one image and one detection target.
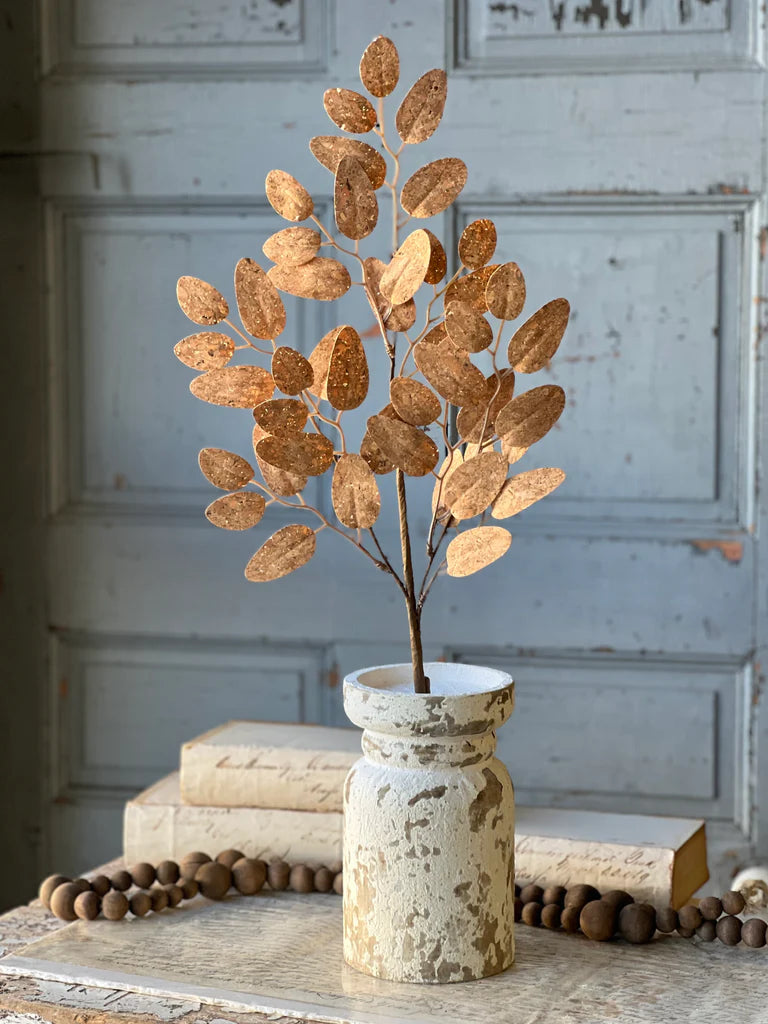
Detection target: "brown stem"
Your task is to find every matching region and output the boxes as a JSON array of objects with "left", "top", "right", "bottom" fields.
[{"left": 396, "top": 469, "right": 429, "bottom": 693}]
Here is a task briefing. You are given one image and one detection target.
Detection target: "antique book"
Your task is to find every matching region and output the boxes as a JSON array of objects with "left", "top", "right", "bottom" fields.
[
  {"left": 514, "top": 807, "right": 708, "bottom": 908},
  {"left": 124, "top": 773, "right": 343, "bottom": 866},
  {"left": 180, "top": 721, "right": 361, "bottom": 811}
]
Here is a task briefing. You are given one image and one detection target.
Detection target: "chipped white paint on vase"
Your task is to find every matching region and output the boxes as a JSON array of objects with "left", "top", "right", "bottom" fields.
[{"left": 342, "top": 662, "right": 515, "bottom": 983}]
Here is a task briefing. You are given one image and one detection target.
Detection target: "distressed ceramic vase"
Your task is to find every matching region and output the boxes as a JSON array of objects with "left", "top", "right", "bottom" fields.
[{"left": 342, "top": 662, "right": 515, "bottom": 984}]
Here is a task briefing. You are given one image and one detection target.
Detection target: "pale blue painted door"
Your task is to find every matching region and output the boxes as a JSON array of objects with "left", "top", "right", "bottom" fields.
[{"left": 35, "top": 0, "right": 768, "bottom": 890}]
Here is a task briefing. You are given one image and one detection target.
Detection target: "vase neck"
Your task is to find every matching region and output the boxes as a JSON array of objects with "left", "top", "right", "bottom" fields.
[{"left": 361, "top": 728, "right": 497, "bottom": 769}]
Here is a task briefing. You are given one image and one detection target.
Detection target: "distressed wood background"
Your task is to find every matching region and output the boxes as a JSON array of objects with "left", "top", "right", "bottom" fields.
[{"left": 1, "top": 0, "right": 768, "bottom": 910}]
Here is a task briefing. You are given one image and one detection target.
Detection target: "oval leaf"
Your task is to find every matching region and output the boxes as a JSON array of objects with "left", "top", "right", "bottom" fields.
[
  {"left": 245, "top": 524, "right": 316, "bottom": 582},
  {"left": 445, "top": 264, "right": 500, "bottom": 313},
  {"left": 458, "top": 219, "right": 497, "bottom": 270},
  {"left": 443, "top": 451, "right": 507, "bottom": 521},
  {"left": 380, "top": 229, "right": 432, "bottom": 305},
  {"left": 234, "top": 258, "right": 286, "bottom": 340},
  {"left": 423, "top": 229, "right": 447, "bottom": 285},
  {"left": 492, "top": 467, "right": 566, "bottom": 520},
  {"left": 262, "top": 227, "right": 321, "bottom": 267},
  {"left": 334, "top": 156, "right": 378, "bottom": 240},
  {"left": 365, "top": 415, "right": 439, "bottom": 477},
  {"left": 360, "top": 35, "right": 399, "bottom": 97},
  {"left": 268, "top": 258, "right": 351, "bottom": 301},
  {"left": 190, "top": 366, "right": 274, "bottom": 408},
  {"left": 396, "top": 69, "right": 447, "bottom": 144},
  {"left": 206, "top": 491, "right": 266, "bottom": 530},
  {"left": 332, "top": 453, "right": 381, "bottom": 529},
  {"left": 199, "top": 448, "right": 253, "bottom": 490},
  {"left": 174, "top": 331, "right": 234, "bottom": 371},
  {"left": 254, "top": 424, "right": 308, "bottom": 496},
  {"left": 309, "top": 136, "right": 387, "bottom": 190},
  {"left": 432, "top": 449, "right": 464, "bottom": 518},
  {"left": 176, "top": 277, "right": 228, "bottom": 325},
  {"left": 501, "top": 437, "right": 529, "bottom": 466},
  {"left": 265, "top": 170, "right": 314, "bottom": 222},
  {"left": 486, "top": 262, "right": 526, "bottom": 321},
  {"left": 389, "top": 377, "right": 442, "bottom": 426},
  {"left": 363, "top": 257, "right": 416, "bottom": 332},
  {"left": 401, "top": 158, "right": 467, "bottom": 219},
  {"left": 323, "top": 87, "right": 377, "bottom": 134},
  {"left": 327, "top": 325, "right": 368, "bottom": 411},
  {"left": 413, "top": 336, "right": 492, "bottom": 407},
  {"left": 360, "top": 404, "right": 399, "bottom": 475},
  {"left": 307, "top": 328, "right": 338, "bottom": 400},
  {"left": 446, "top": 526, "right": 511, "bottom": 578},
  {"left": 508, "top": 298, "right": 570, "bottom": 373},
  {"left": 445, "top": 302, "right": 493, "bottom": 353},
  {"left": 456, "top": 369, "right": 516, "bottom": 443},
  {"left": 252, "top": 398, "right": 308, "bottom": 435},
  {"left": 256, "top": 432, "right": 335, "bottom": 477},
  {"left": 272, "top": 346, "right": 314, "bottom": 396},
  {"left": 495, "top": 385, "right": 566, "bottom": 447}
]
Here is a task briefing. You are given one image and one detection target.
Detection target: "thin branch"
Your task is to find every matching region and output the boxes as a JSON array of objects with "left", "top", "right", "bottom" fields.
[
  {"left": 224, "top": 319, "right": 272, "bottom": 356},
  {"left": 368, "top": 526, "right": 407, "bottom": 595}
]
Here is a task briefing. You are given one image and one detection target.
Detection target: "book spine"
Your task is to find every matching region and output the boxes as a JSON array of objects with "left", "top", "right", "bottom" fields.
[
  {"left": 180, "top": 745, "right": 357, "bottom": 812},
  {"left": 124, "top": 800, "right": 344, "bottom": 867},
  {"left": 514, "top": 834, "right": 675, "bottom": 906}
]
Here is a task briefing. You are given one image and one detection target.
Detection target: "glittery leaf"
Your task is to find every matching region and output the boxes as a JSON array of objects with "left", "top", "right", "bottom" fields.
[
  {"left": 380, "top": 229, "right": 432, "bottom": 305},
  {"left": 332, "top": 453, "right": 381, "bottom": 528},
  {"left": 492, "top": 467, "right": 566, "bottom": 519},
  {"left": 359, "top": 36, "right": 399, "bottom": 97},
  {"left": 495, "top": 385, "right": 566, "bottom": 447},
  {"left": 334, "top": 156, "right": 378, "bottom": 240},
  {"left": 396, "top": 69, "right": 447, "bottom": 144},
  {"left": 323, "top": 87, "right": 377, "bottom": 134},
  {"left": 265, "top": 170, "right": 314, "bottom": 222},
  {"left": 486, "top": 262, "right": 526, "bottom": 321},
  {"left": 389, "top": 376, "right": 442, "bottom": 426},
  {"left": 198, "top": 448, "right": 254, "bottom": 490},
  {"left": 400, "top": 158, "right": 467, "bottom": 218},
  {"left": 190, "top": 366, "right": 274, "bottom": 408},
  {"left": 443, "top": 451, "right": 507, "bottom": 521},
  {"left": 234, "top": 258, "right": 286, "bottom": 340},
  {"left": 446, "top": 526, "right": 511, "bottom": 577},
  {"left": 507, "top": 298, "right": 570, "bottom": 373},
  {"left": 174, "top": 332, "right": 234, "bottom": 371},
  {"left": 205, "top": 491, "right": 266, "bottom": 530},
  {"left": 272, "top": 346, "right": 314, "bottom": 395},
  {"left": 245, "top": 524, "right": 316, "bottom": 582},
  {"left": 262, "top": 227, "right": 321, "bottom": 267},
  {"left": 365, "top": 414, "right": 439, "bottom": 476},
  {"left": 458, "top": 219, "right": 497, "bottom": 270},
  {"left": 268, "top": 258, "right": 351, "bottom": 301},
  {"left": 309, "top": 136, "right": 387, "bottom": 190},
  {"left": 176, "top": 277, "right": 228, "bottom": 325}
]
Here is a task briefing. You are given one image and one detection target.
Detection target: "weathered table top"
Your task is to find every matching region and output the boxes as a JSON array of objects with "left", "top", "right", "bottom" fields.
[{"left": 1, "top": 861, "right": 767, "bottom": 1024}]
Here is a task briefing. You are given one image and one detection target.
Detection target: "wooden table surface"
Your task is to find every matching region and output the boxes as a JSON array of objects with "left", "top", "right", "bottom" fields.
[{"left": 1, "top": 861, "right": 767, "bottom": 1024}]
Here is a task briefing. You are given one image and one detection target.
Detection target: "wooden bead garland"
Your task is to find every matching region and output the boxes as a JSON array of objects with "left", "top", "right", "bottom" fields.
[{"left": 39, "top": 852, "right": 344, "bottom": 924}]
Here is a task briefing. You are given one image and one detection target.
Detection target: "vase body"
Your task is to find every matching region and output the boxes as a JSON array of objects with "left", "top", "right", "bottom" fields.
[{"left": 342, "top": 662, "right": 515, "bottom": 984}]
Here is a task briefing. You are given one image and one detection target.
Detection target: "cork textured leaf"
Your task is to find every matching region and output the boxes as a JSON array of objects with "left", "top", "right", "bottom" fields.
[
  {"left": 172, "top": 34, "right": 573, "bottom": 694},
  {"left": 244, "top": 524, "right": 317, "bottom": 582},
  {"left": 234, "top": 258, "right": 286, "bottom": 340},
  {"left": 174, "top": 332, "right": 234, "bottom": 371},
  {"left": 309, "top": 136, "right": 387, "bottom": 190}
]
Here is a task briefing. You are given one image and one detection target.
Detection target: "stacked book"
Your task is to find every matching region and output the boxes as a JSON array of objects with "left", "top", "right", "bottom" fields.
[{"left": 125, "top": 721, "right": 709, "bottom": 907}]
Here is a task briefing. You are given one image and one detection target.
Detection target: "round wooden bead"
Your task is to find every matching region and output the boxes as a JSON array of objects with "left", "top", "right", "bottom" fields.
[
  {"left": 290, "top": 864, "right": 315, "bottom": 894},
  {"left": 542, "top": 885, "right": 567, "bottom": 907},
  {"left": 73, "top": 878, "right": 92, "bottom": 893},
  {"left": 102, "top": 891, "right": 129, "bottom": 921},
  {"left": 580, "top": 900, "right": 615, "bottom": 942},
  {"left": 655, "top": 907, "right": 678, "bottom": 933},
  {"left": 232, "top": 857, "right": 266, "bottom": 895},
  {"left": 74, "top": 890, "right": 100, "bottom": 921},
  {"left": 602, "top": 890, "right": 633, "bottom": 912},
  {"left": 333, "top": 872, "right": 343, "bottom": 896},
  {"left": 156, "top": 860, "right": 180, "bottom": 885},
  {"left": 267, "top": 860, "right": 291, "bottom": 891},
  {"left": 314, "top": 867, "right": 334, "bottom": 893},
  {"left": 39, "top": 874, "right": 70, "bottom": 910},
  {"left": 619, "top": 903, "right": 656, "bottom": 945},
  {"left": 564, "top": 884, "right": 601, "bottom": 912},
  {"left": 216, "top": 849, "right": 245, "bottom": 870},
  {"left": 110, "top": 870, "right": 132, "bottom": 892},
  {"left": 128, "top": 863, "right": 155, "bottom": 889},
  {"left": 678, "top": 904, "right": 702, "bottom": 931},
  {"left": 699, "top": 896, "right": 723, "bottom": 921},
  {"left": 180, "top": 878, "right": 199, "bottom": 900},
  {"left": 50, "top": 882, "right": 81, "bottom": 921},
  {"left": 151, "top": 887, "right": 169, "bottom": 912},
  {"left": 180, "top": 851, "right": 211, "bottom": 880},
  {"left": 696, "top": 920, "right": 716, "bottom": 942},
  {"left": 327, "top": 860, "right": 343, "bottom": 875},
  {"left": 561, "top": 906, "right": 582, "bottom": 933},
  {"left": 521, "top": 901, "right": 543, "bottom": 927},
  {"left": 716, "top": 914, "right": 742, "bottom": 945},
  {"left": 90, "top": 874, "right": 111, "bottom": 897},
  {"left": 130, "top": 891, "right": 152, "bottom": 917},
  {"left": 195, "top": 861, "right": 232, "bottom": 900},
  {"left": 741, "top": 918, "right": 767, "bottom": 948},
  {"left": 165, "top": 884, "right": 183, "bottom": 907},
  {"left": 541, "top": 904, "right": 561, "bottom": 930},
  {"left": 520, "top": 884, "right": 544, "bottom": 905},
  {"left": 677, "top": 926, "right": 695, "bottom": 938},
  {"left": 721, "top": 890, "right": 745, "bottom": 916}
]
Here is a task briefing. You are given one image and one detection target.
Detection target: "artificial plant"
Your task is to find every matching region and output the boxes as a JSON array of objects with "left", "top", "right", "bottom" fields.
[{"left": 173, "top": 36, "right": 569, "bottom": 695}]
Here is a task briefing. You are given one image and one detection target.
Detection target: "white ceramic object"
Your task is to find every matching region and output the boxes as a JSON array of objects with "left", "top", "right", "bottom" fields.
[{"left": 342, "top": 662, "right": 515, "bottom": 984}]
